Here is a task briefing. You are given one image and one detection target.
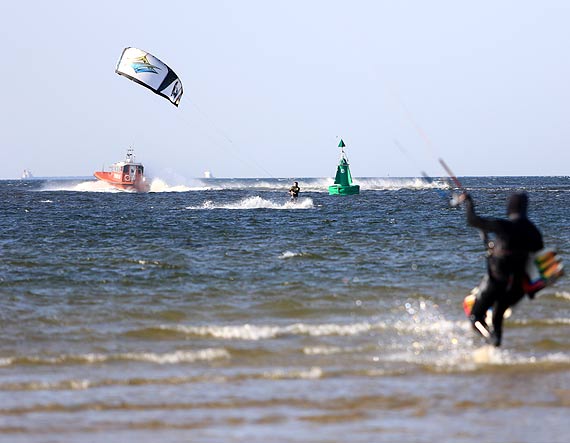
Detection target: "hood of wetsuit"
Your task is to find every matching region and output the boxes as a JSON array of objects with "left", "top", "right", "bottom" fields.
[{"left": 507, "top": 192, "right": 528, "bottom": 217}]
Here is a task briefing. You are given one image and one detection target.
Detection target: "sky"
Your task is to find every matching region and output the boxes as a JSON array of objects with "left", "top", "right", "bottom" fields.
[{"left": 1, "top": 0, "right": 569, "bottom": 180}]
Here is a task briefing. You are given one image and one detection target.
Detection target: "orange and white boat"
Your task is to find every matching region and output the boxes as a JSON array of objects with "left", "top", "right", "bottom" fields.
[{"left": 94, "top": 148, "right": 150, "bottom": 192}]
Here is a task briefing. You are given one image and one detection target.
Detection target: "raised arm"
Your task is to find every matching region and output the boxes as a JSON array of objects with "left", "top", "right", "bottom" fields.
[{"left": 463, "top": 194, "right": 502, "bottom": 233}]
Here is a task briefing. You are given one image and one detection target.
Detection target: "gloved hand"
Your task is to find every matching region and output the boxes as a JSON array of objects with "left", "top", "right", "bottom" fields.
[{"left": 451, "top": 192, "right": 471, "bottom": 207}]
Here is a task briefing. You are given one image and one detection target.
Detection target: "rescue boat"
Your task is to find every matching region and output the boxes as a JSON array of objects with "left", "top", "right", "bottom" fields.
[{"left": 94, "top": 148, "right": 150, "bottom": 192}]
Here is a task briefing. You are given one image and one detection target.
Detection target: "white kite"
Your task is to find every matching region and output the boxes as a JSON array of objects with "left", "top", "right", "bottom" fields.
[{"left": 116, "top": 47, "right": 183, "bottom": 107}]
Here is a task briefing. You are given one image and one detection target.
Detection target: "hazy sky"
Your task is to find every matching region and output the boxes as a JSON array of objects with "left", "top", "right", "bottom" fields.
[{"left": 1, "top": 0, "right": 569, "bottom": 179}]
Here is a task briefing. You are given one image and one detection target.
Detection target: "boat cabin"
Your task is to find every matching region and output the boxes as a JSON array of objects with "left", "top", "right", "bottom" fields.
[{"left": 109, "top": 163, "right": 144, "bottom": 181}]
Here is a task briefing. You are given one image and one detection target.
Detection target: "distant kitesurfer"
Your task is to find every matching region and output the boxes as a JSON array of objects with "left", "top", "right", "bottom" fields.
[
  {"left": 289, "top": 181, "right": 300, "bottom": 200},
  {"left": 461, "top": 191, "right": 543, "bottom": 347}
]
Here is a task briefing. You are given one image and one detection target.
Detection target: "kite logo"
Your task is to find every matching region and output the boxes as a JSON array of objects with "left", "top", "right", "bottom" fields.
[
  {"left": 171, "top": 81, "right": 180, "bottom": 98},
  {"left": 116, "top": 47, "right": 182, "bottom": 107},
  {"left": 130, "top": 55, "right": 161, "bottom": 74}
]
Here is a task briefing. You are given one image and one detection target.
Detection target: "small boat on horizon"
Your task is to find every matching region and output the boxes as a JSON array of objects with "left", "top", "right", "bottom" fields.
[
  {"left": 94, "top": 148, "right": 149, "bottom": 192},
  {"left": 21, "top": 169, "right": 34, "bottom": 180}
]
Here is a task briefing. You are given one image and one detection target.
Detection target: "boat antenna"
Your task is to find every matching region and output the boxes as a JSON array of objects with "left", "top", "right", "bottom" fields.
[{"left": 126, "top": 147, "right": 135, "bottom": 163}]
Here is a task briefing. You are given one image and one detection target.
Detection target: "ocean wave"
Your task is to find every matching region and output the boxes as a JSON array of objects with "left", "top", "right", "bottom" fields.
[
  {"left": 0, "top": 348, "right": 229, "bottom": 367},
  {"left": 354, "top": 177, "right": 449, "bottom": 191},
  {"left": 35, "top": 176, "right": 449, "bottom": 193},
  {"left": 280, "top": 250, "right": 302, "bottom": 259},
  {"left": 262, "top": 366, "right": 323, "bottom": 380},
  {"left": 252, "top": 177, "right": 450, "bottom": 193},
  {"left": 385, "top": 338, "right": 570, "bottom": 373},
  {"left": 0, "top": 379, "right": 93, "bottom": 391},
  {"left": 173, "top": 177, "right": 450, "bottom": 193},
  {"left": 279, "top": 250, "right": 324, "bottom": 260},
  {"left": 469, "top": 348, "right": 570, "bottom": 367},
  {"left": 186, "top": 196, "right": 314, "bottom": 210},
  {"left": 195, "top": 179, "right": 295, "bottom": 191},
  {"left": 3, "top": 349, "right": 569, "bottom": 393},
  {"left": 156, "top": 321, "right": 387, "bottom": 340},
  {"left": 511, "top": 317, "right": 570, "bottom": 326},
  {"left": 0, "top": 366, "right": 322, "bottom": 393},
  {"left": 0, "top": 374, "right": 230, "bottom": 392},
  {"left": 303, "top": 346, "right": 366, "bottom": 355}
]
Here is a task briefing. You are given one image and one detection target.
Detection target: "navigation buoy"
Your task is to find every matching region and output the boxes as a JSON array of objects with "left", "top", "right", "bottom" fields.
[{"left": 328, "top": 139, "right": 360, "bottom": 195}]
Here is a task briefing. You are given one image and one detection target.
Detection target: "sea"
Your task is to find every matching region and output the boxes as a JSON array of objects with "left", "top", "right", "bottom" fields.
[{"left": 0, "top": 176, "right": 569, "bottom": 443}]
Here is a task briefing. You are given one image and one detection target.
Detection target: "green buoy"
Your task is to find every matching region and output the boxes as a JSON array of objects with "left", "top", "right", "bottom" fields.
[{"left": 328, "top": 139, "right": 360, "bottom": 195}]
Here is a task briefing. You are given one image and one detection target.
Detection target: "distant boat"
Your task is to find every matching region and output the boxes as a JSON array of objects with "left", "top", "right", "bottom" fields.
[
  {"left": 94, "top": 148, "right": 149, "bottom": 192},
  {"left": 204, "top": 170, "right": 214, "bottom": 179},
  {"left": 21, "top": 169, "right": 34, "bottom": 180},
  {"left": 328, "top": 139, "right": 360, "bottom": 195}
]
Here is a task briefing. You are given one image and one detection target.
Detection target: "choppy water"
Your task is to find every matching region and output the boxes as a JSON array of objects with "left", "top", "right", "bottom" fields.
[{"left": 1, "top": 176, "right": 569, "bottom": 442}]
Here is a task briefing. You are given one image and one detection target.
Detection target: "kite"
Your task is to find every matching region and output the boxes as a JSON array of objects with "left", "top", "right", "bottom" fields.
[{"left": 116, "top": 47, "right": 183, "bottom": 107}]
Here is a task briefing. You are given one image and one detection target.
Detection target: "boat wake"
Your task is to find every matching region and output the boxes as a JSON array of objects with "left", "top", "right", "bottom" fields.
[
  {"left": 148, "top": 178, "right": 196, "bottom": 193},
  {"left": 37, "top": 177, "right": 449, "bottom": 193},
  {"left": 278, "top": 177, "right": 449, "bottom": 192},
  {"left": 40, "top": 178, "right": 206, "bottom": 193},
  {"left": 354, "top": 177, "right": 450, "bottom": 191},
  {"left": 186, "top": 196, "right": 314, "bottom": 210},
  {"left": 41, "top": 180, "right": 121, "bottom": 192}
]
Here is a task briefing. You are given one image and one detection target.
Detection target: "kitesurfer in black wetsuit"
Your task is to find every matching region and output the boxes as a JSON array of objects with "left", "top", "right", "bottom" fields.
[
  {"left": 462, "top": 192, "right": 543, "bottom": 346},
  {"left": 289, "top": 181, "right": 300, "bottom": 201}
]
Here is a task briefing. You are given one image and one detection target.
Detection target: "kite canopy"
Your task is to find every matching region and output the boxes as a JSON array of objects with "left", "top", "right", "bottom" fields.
[{"left": 115, "top": 47, "right": 183, "bottom": 107}]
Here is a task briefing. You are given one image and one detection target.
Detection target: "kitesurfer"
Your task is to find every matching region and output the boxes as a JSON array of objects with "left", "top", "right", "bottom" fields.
[
  {"left": 461, "top": 192, "right": 543, "bottom": 346},
  {"left": 289, "top": 181, "right": 300, "bottom": 201}
]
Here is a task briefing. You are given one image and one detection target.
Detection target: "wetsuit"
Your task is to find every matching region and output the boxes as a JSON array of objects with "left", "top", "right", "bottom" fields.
[
  {"left": 289, "top": 184, "right": 300, "bottom": 200},
  {"left": 464, "top": 192, "right": 543, "bottom": 346}
]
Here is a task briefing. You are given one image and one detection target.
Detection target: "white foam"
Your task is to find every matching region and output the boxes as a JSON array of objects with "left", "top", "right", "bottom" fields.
[
  {"left": 36, "top": 177, "right": 449, "bottom": 193},
  {"left": 303, "top": 346, "right": 365, "bottom": 355},
  {"left": 39, "top": 177, "right": 203, "bottom": 193},
  {"left": 287, "top": 178, "right": 334, "bottom": 193},
  {"left": 246, "top": 177, "right": 450, "bottom": 193},
  {"left": 161, "top": 321, "right": 386, "bottom": 340},
  {"left": 186, "top": 196, "right": 314, "bottom": 210},
  {"left": 303, "top": 346, "right": 343, "bottom": 355},
  {"left": 0, "top": 379, "right": 92, "bottom": 391},
  {"left": 118, "top": 349, "right": 230, "bottom": 364},
  {"left": 263, "top": 366, "right": 323, "bottom": 380},
  {"left": 41, "top": 180, "right": 120, "bottom": 192},
  {"left": 148, "top": 178, "right": 194, "bottom": 193},
  {"left": 0, "top": 348, "right": 230, "bottom": 367},
  {"left": 280, "top": 251, "right": 302, "bottom": 259},
  {"left": 471, "top": 345, "right": 502, "bottom": 364},
  {"left": 353, "top": 177, "right": 449, "bottom": 191},
  {"left": 543, "top": 318, "right": 570, "bottom": 325},
  {"left": 472, "top": 349, "right": 570, "bottom": 366},
  {"left": 511, "top": 317, "right": 570, "bottom": 326}
]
